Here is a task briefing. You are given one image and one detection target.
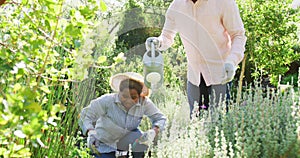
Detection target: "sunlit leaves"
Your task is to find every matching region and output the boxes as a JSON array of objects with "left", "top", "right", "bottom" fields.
[
  {"left": 100, "top": 0, "right": 107, "bottom": 12},
  {"left": 0, "top": 0, "right": 114, "bottom": 156},
  {"left": 50, "top": 104, "right": 66, "bottom": 116},
  {"left": 13, "top": 83, "right": 22, "bottom": 92},
  {"left": 0, "top": 114, "right": 8, "bottom": 126},
  {"left": 25, "top": 102, "right": 42, "bottom": 113},
  {"left": 97, "top": 56, "right": 107, "bottom": 64},
  {"left": 22, "top": 118, "right": 41, "bottom": 136},
  {"left": 236, "top": 0, "right": 300, "bottom": 85},
  {"left": 40, "top": 86, "right": 51, "bottom": 94},
  {"left": 113, "top": 52, "right": 126, "bottom": 63},
  {"left": 65, "top": 23, "right": 82, "bottom": 37}
]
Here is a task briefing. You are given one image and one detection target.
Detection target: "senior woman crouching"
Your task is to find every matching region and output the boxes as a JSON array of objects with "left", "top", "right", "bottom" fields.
[{"left": 79, "top": 72, "right": 167, "bottom": 158}]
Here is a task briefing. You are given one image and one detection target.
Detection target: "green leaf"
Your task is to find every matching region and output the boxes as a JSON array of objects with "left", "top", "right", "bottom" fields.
[
  {"left": 22, "top": 118, "right": 40, "bottom": 135},
  {"left": 100, "top": 0, "right": 107, "bottom": 12},
  {"left": 0, "top": 114, "right": 8, "bottom": 126},
  {"left": 113, "top": 52, "right": 126, "bottom": 63},
  {"left": 97, "top": 56, "right": 107, "bottom": 64},
  {"left": 21, "top": 0, "right": 28, "bottom": 4},
  {"left": 50, "top": 104, "right": 66, "bottom": 116},
  {"left": 16, "top": 147, "right": 31, "bottom": 157},
  {"left": 0, "top": 148, "right": 6, "bottom": 155},
  {"left": 22, "top": 87, "right": 37, "bottom": 100},
  {"left": 40, "top": 86, "right": 51, "bottom": 94},
  {"left": 13, "top": 83, "right": 22, "bottom": 92},
  {"left": 25, "top": 102, "right": 41, "bottom": 113}
]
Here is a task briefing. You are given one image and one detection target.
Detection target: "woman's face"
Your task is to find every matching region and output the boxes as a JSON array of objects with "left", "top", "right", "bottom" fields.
[{"left": 119, "top": 88, "right": 140, "bottom": 107}]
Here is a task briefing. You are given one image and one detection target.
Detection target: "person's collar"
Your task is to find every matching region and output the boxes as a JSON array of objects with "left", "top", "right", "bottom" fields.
[
  {"left": 114, "top": 93, "right": 121, "bottom": 104},
  {"left": 136, "top": 100, "right": 142, "bottom": 106}
]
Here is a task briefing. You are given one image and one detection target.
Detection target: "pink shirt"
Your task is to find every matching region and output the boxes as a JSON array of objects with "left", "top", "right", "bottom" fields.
[{"left": 158, "top": 0, "right": 247, "bottom": 86}]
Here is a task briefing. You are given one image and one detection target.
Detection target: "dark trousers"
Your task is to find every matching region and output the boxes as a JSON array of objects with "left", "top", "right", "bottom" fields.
[
  {"left": 94, "top": 152, "right": 144, "bottom": 158},
  {"left": 187, "top": 74, "right": 228, "bottom": 118},
  {"left": 93, "top": 129, "right": 147, "bottom": 158}
]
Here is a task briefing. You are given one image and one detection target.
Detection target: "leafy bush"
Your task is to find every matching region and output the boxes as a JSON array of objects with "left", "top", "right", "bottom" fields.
[{"left": 237, "top": 0, "right": 300, "bottom": 86}]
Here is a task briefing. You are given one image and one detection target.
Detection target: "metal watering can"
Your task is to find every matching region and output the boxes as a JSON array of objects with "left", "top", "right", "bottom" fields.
[{"left": 143, "top": 41, "right": 164, "bottom": 90}]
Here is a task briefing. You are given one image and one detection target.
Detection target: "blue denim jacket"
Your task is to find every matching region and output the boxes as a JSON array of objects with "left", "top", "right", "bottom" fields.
[{"left": 79, "top": 93, "right": 166, "bottom": 153}]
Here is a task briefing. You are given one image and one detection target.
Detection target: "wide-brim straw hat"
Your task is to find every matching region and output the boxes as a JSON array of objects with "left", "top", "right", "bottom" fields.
[{"left": 110, "top": 72, "right": 151, "bottom": 97}]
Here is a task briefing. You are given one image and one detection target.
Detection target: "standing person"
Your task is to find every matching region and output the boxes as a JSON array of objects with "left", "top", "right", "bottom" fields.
[
  {"left": 79, "top": 72, "right": 166, "bottom": 158},
  {"left": 145, "top": 0, "right": 247, "bottom": 118}
]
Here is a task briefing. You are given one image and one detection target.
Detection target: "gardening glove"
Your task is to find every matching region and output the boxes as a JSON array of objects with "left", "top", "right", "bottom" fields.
[
  {"left": 138, "top": 129, "right": 156, "bottom": 146},
  {"left": 87, "top": 130, "right": 98, "bottom": 149},
  {"left": 145, "top": 37, "right": 160, "bottom": 51},
  {"left": 221, "top": 62, "right": 236, "bottom": 84}
]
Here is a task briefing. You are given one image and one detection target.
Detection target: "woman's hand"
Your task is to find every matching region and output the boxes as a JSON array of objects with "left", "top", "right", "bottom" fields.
[
  {"left": 87, "top": 130, "right": 97, "bottom": 148},
  {"left": 153, "top": 126, "right": 160, "bottom": 135}
]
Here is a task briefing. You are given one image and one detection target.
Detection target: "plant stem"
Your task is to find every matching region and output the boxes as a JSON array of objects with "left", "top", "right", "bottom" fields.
[{"left": 237, "top": 53, "right": 247, "bottom": 104}]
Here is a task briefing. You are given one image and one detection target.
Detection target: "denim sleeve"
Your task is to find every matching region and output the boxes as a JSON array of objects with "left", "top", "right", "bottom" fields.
[
  {"left": 79, "top": 97, "right": 106, "bottom": 136},
  {"left": 143, "top": 98, "right": 167, "bottom": 131}
]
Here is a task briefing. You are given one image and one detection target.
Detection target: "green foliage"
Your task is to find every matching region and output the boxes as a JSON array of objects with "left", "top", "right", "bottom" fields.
[
  {"left": 236, "top": 0, "right": 300, "bottom": 86},
  {"left": 114, "top": 0, "right": 166, "bottom": 59},
  {"left": 139, "top": 0, "right": 172, "bottom": 8},
  {"left": 281, "top": 73, "right": 298, "bottom": 87},
  {"left": 0, "top": 0, "right": 117, "bottom": 157},
  {"left": 115, "top": 0, "right": 146, "bottom": 50},
  {"left": 162, "top": 45, "right": 187, "bottom": 89}
]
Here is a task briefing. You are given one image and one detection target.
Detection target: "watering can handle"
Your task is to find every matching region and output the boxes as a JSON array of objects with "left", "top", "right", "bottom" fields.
[{"left": 151, "top": 41, "right": 155, "bottom": 59}]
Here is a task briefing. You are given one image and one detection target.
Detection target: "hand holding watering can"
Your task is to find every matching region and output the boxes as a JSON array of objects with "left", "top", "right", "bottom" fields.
[
  {"left": 143, "top": 38, "right": 164, "bottom": 91},
  {"left": 145, "top": 37, "right": 160, "bottom": 51}
]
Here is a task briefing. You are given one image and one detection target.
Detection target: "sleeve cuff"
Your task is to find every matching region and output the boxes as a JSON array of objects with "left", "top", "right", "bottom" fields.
[
  {"left": 82, "top": 125, "right": 94, "bottom": 136},
  {"left": 153, "top": 121, "right": 166, "bottom": 131}
]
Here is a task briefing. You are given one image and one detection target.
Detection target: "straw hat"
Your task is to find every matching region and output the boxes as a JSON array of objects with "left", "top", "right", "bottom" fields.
[{"left": 110, "top": 72, "right": 150, "bottom": 97}]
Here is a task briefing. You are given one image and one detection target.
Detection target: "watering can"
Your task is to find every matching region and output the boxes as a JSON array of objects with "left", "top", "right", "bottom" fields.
[{"left": 143, "top": 41, "right": 164, "bottom": 90}]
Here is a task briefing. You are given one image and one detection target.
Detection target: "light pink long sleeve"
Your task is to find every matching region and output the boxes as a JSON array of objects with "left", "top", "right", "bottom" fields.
[{"left": 158, "top": 0, "right": 247, "bottom": 86}]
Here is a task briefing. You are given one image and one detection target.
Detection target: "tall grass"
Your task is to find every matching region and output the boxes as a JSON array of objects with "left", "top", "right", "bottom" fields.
[{"left": 30, "top": 79, "right": 97, "bottom": 158}]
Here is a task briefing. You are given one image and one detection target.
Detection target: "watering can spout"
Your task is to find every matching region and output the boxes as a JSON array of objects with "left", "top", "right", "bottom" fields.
[{"left": 143, "top": 42, "right": 164, "bottom": 91}]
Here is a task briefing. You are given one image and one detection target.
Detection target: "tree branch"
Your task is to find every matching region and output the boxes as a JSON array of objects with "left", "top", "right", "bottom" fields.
[{"left": 0, "top": 41, "right": 17, "bottom": 53}]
